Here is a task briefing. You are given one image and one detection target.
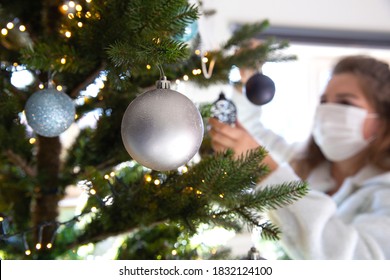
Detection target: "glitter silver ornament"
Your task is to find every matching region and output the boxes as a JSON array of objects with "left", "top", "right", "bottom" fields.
[
  {"left": 121, "top": 78, "right": 204, "bottom": 171},
  {"left": 210, "top": 92, "right": 237, "bottom": 125},
  {"left": 25, "top": 88, "right": 75, "bottom": 137}
]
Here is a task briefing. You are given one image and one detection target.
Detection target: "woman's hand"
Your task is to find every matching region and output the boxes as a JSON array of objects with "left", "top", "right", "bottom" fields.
[
  {"left": 208, "top": 118, "right": 278, "bottom": 172},
  {"left": 208, "top": 118, "right": 259, "bottom": 156}
]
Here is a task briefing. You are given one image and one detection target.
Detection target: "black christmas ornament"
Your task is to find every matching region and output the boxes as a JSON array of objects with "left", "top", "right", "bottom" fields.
[
  {"left": 244, "top": 72, "right": 275, "bottom": 105},
  {"left": 210, "top": 92, "right": 237, "bottom": 125}
]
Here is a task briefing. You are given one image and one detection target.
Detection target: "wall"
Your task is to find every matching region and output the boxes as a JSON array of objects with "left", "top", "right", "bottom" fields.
[{"left": 199, "top": 0, "right": 390, "bottom": 49}]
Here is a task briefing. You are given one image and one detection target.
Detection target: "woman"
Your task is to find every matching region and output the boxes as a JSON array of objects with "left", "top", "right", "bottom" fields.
[{"left": 209, "top": 55, "right": 390, "bottom": 259}]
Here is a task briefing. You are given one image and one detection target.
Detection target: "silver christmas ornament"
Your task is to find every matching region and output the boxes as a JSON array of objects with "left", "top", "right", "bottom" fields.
[
  {"left": 210, "top": 92, "right": 237, "bottom": 125},
  {"left": 25, "top": 88, "right": 75, "bottom": 137},
  {"left": 121, "top": 78, "right": 204, "bottom": 171}
]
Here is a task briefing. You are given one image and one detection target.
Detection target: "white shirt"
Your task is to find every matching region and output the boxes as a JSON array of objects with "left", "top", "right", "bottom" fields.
[{"left": 261, "top": 162, "right": 390, "bottom": 259}]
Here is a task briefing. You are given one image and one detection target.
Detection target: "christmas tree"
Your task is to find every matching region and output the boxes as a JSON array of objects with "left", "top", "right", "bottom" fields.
[{"left": 0, "top": 0, "right": 307, "bottom": 260}]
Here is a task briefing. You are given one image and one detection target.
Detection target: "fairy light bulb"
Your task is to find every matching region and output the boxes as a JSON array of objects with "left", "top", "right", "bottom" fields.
[{"left": 6, "top": 22, "right": 14, "bottom": 29}]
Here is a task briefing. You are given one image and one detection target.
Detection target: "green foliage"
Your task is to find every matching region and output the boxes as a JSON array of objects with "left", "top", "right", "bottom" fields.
[
  {"left": 55, "top": 148, "right": 307, "bottom": 254},
  {"left": 0, "top": 0, "right": 305, "bottom": 260}
]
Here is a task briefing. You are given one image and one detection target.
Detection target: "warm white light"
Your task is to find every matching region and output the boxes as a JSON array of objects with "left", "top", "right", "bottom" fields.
[
  {"left": 60, "top": 58, "right": 66, "bottom": 64},
  {"left": 202, "top": 57, "right": 209, "bottom": 63},
  {"left": 77, "top": 22, "right": 83, "bottom": 28},
  {"left": 25, "top": 250, "right": 31, "bottom": 256},
  {"left": 76, "top": 4, "right": 83, "bottom": 11},
  {"left": 11, "top": 69, "right": 35, "bottom": 89},
  {"left": 183, "top": 75, "right": 189, "bottom": 81},
  {"left": 69, "top": 1, "right": 76, "bottom": 8},
  {"left": 6, "top": 22, "right": 14, "bottom": 29},
  {"left": 65, "top": 31, "right": 72, "bottom": 38},
  {"left": 19, "top": 25, "right": 26, "bottom": 32},
  {"left": 89, "top": 189, "right": 97, "bottom": 195},
  {"left": 56, "top": 85, "right": 63, "bottom": 91},
  {"left": 46, "top": 243, "right": 53, "bottom": 249},
  {"left": 29, "top": 138, "right": 37, "bottom": 144},
  {"left": 145, "top": 174, "right": 152, "bottom": 182},
  {"left": 62, "top": 4, "right": 69, "bottom": 11},
  {"left": 35, "top": 243, "right": 42, "bottom": 250},
  {"left": 154, "top": 179, "right": 161, "bottom": 185},
  {"left": 1, "top": 28, "right": 8, "bottom": 36}
]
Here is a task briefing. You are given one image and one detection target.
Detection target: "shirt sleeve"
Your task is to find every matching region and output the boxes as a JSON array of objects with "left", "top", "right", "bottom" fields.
[
  {"left": 258, "top": 164, "right": 390, "bottom": 259},
  {"left": 250, "top": 124, "right": 302, "bottom": 165}
]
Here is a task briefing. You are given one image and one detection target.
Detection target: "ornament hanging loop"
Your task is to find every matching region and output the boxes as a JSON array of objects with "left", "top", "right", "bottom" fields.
[
  {"left": 201, "top": 52, "right": 216, "bottom": 79},
  {"left": 156, "top": 64, "right": 170, "bottom": 89},
  {"left": 47, "top": 70, "right": 57, "bottom": 89}
]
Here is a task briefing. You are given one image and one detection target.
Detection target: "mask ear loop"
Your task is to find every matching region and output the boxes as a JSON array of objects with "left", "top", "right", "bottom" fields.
[{"left": 365, "top": 112, "right": 380, "bottom": 142}]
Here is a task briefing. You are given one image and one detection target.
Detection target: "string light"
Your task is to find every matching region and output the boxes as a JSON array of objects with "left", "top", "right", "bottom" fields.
[
  {"left": 62, "top": 4, "right": 69, "bottom": 12},
  {"left": 6, "top": 22, "right": 14, "bottom": 29},
  {"left": 69, "top": 1, "right": 76, "bottom": 8},
  {"left": 76, "top": 4, "right": 83, "bottom": 12},
  {"left": 19, "top": 25, "right": 26, "bottom": 32},
  {"left": 77, "top": 22, "right": 83, "bottom": 28},
  {"left": 146, "top": 64, "right": 151, "bottom": 70},
  {"left": 46, "top": 225, "right": 58, "bottom": 249},
  {"left": 183, "top": 75, "right": 189, "bottom": 81},
  {"left": 195, "top": 49, "right": 201, "bottom": 55},
  {"left": 65, "top": 31, "right": 72, "bottom": 38},
  {"left": 144, "top": 174, "right": 152, "bottom": 182},
  {"left": 1, "top": 28, "right": 8, "bottom": 36},
  {"left": 56, "top": 85, "right": 63, "bottom": 91},
  {"left": 35, "top": 225, "right": 44, "bottom": 250},
  {"left": 29, "top": 138, "right": 37, "bottom": 144},
  {"left": 154, "top": 179, "right": 161, "bottom": 185},
  {"left": 23, "top": 233, "right": 31, "bottom": 255},
  {"left": 39, "top": 83, "right": 45, "bottom": 89},
  {"left": 85, "top": 11, "right": 92, "bottom": 18},
  {"left": 60, "top": 57, "right": 67, "bottom": 64}
]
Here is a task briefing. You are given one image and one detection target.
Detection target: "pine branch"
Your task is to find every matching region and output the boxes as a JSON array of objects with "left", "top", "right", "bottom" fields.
[
  {"left": 4, "top": 149, "right": 36, "bottom": 177},
  {"left": 54, "top": 149, "right": 308, "bottom": 255},
  {"left": 223, "top": 20, "right": 270, "bottom": 50}
]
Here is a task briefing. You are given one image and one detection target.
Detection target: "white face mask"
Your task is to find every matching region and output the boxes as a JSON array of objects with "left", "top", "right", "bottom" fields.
[{"left": 312, "top": 103, "right": 376, "bottom": 162}]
